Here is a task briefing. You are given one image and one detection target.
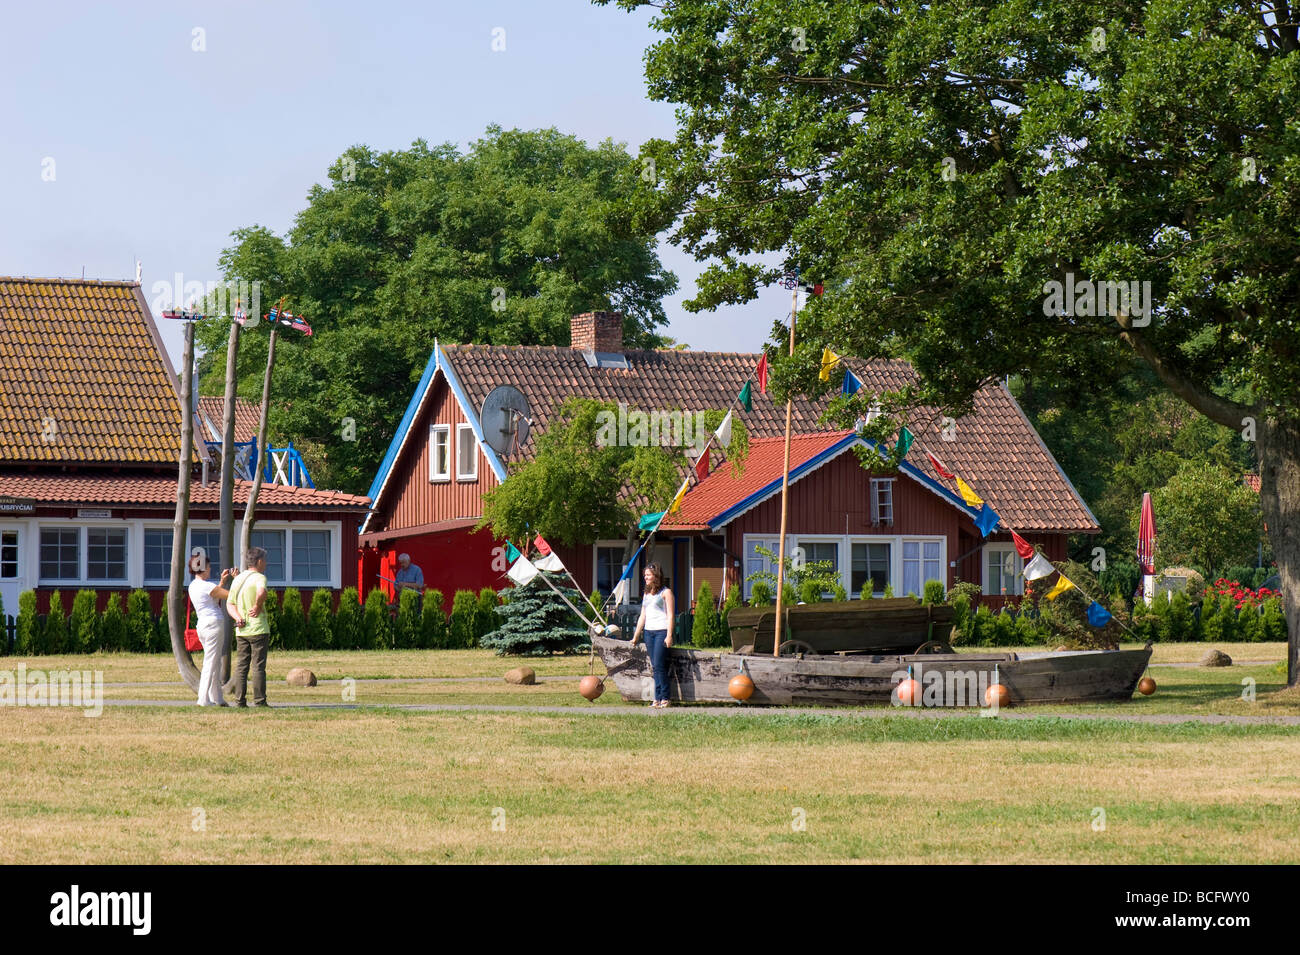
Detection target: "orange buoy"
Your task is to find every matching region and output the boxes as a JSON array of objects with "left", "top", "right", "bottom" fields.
[
  {"left": 895, "top": 678, "right": 922, "bottom": 706},
  {"left": 729, "top": 673, "right": 755, "bottom": 701},
  {"left": 1137, "top": 676, "right": 1156, "bottom": 696},
  {"left": 579, "top": 675, "right": 604, "bottom": 701},
  {"left": 985, "top": 683, "right": 1010, "bottom": 708}
]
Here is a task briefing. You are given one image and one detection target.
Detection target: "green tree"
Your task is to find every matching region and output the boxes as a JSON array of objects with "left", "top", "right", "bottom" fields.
[
  {"left": 307, "top": 589, "right": 334, "bottom": 649},
  {"left": 421, "top": 589, "right": 446, "bottom": 648},
  {"left": 199, "top": 128, "right": 679, "bottom": 492},
  {"left": 15, "top": 591, "right": 39, "bottom": 655},
  {"left": 475, "top": 588, "right": 501, "bottom": 644},
  {"left": 449, "top": 590, "right": 479, "bottom": 649},
  {"left": 277, "top": 588, "right": 305, "bottom": 650},
  {"left": 395, "top": 589, "right": 421, "bottom": 649},
  {"left": 334, "top": 587, "right": 363, "bottom": 650},
  {"left": 605, "top": 0, "right": 1300, "bottom": 683},
  {"left": 481, "top": 573, "right": 589, "bottom": 656},
  {"left": 44, "top": 591, "right": 68, "bottom": 655},
  {"left": 362, "top": 588, "right": 392, "bottom": 649},
  {"left": 1151, "top": 463, "right": 1264, "bottom": 578},
  {"left": 101, "top": 593, "right": 127, "bottom": 652},
  {"left": 125, "top": 590, "right": 153, "bottom": 653},
  {"left": 691, "top": 580, "right": 722, "bottom": 647},
  {"left": 68, "top": 590, "right": 98, "bottom": 654}
]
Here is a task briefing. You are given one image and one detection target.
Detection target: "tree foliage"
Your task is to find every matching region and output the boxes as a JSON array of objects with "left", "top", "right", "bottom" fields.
[
  {"left": 481, "top": 572, "right": 589, "bottom": 656},
  {"left": 1150, "top": 462, "right": 1264, "bottom": 576}
]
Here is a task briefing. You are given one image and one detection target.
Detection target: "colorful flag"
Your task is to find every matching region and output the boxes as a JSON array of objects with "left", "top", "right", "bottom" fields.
[
  {"left": 756, "top": 353, "right": 768, "bottom": 394},
  {"left": 1044, "top": 575, "right": 1075, "bottom": 601},
  {"left": 974, "top": 503, "right": 1001, "bottom": 537},
  {"left": 668, "top": 477, "right": 690, "bottom": 514},
  {"left": 739, "top": 380, "right": 753, "bottom": 412},
  {"left": 695, "top": 448, "right": 711, "bottom": 482},
  {"left": 1023, "top": 553, "right": 1056, "bottom": 580},
  {"left": 843, "top": 368, "right": 861, "bottom": 396},
  {"left": 638, "top": 510, "right": 665, "bottom": 531},
  {"left": 819, "top": 347, "right": 841, "bottom": 381},
  {"left": 927, "top": 451, "right": 955, "bottom": 480},
  {"left": 507, "top": 554, "right": 539, "bottom": 586},
  {"left": 897, "top": 427, "right": 914, "bottom": 459},
  {"left": 505, "top": 541, "right": 521, "bottom": 563},
  {"left": 1086, "top": 601, "right": 1113, "bottom": 627},
  {"left": 612, "top": 579, "right": 628, "bottom": 605},
  {"left": 534, "top": 552, "right": 565, "bottom": 573},
  {"left": 533, "top": 534, "right": 552, "bottom": 556},
  {"left": 956, "top": 477, "right": 983, "bottom": 508},
  {"left": 714, "top": 409, "right": 733, "bottom": 447},
  {"left": 1010, "top": 531, "right": 1035, "bottom": 561}
]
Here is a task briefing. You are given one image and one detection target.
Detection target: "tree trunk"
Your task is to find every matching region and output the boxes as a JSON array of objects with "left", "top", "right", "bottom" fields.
[
  {"left": 240, "top": 327, "right": 278, "bottom": 560},
  {"left": 1257, "top": 418, "right": 1300, "bottom": 687},
  {"left": 169, "top": 322, "right": 200, "bottom": 690},
  {"left": 219, "top": 323, "right": 241, "bottom": 690}
]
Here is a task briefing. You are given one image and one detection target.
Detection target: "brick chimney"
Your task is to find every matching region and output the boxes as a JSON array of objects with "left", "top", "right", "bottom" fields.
[{"left": 570, "top": 311, "right": 624, "bottom": 352}]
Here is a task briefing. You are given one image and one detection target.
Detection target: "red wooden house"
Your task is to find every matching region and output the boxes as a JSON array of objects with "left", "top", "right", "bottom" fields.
[{"left": 360, "top": 312, "right": 1098, "bottom": 610}]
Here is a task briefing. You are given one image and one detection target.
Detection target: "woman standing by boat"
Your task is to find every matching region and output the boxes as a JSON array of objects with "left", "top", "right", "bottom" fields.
[
  {"left": 630, "top": 562, "right": 675, "bottom": 707},
  {"left": 188, "top": 549, "right": 237, "bottom": 707}
]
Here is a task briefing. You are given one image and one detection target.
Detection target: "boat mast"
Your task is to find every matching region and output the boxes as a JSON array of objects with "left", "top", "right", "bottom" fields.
[{"left": 772, "top": 279, "right": 798, "bottom": 657}]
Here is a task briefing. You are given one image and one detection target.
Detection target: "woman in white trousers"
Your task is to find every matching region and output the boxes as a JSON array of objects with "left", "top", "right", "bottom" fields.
[{"left": 187, "top": 549, "right": 237, "bottom": 707}]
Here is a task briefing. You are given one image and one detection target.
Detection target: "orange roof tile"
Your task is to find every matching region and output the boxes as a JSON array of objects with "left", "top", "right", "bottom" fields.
[
  {"left": 196, "top": 396, "right": 262, "bottom": 444},
  {"left": 0, "top": 472, "right": 369, "bottom": 510}
]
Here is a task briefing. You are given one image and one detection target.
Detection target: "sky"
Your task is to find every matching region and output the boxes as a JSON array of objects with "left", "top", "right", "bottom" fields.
[{"left": 1, "top": 0, "right": 790, "bottom": 367}]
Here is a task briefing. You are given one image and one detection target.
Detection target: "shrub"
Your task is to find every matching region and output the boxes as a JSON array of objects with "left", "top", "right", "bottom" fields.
[
  {"left": 152, "top": 612, "right": 170, "bottom": 653},
  {"left": 720, "top": 584, "right": 741, "bottom": 639},
  {"left": 261, "top": 589, "right": 280, "bottom": 647},
  {"left": 307, "top": 589, "right": 334, "bottom": 649},
  {"left": 922, "top": 580, "right": 945, "bottom": 606},
  {"left": 126, "top": 589, "right": 154, "bottom": 653},
  {"left": 42, "top": 591, "right": 68, "bottom": 655},
  {"left": 421, "top": 589, "right": 446, "bottom": 648},
  {"left": 950, "top": 593, "right": 973, "bottom": 644},
  {"left": 882, "top": 583, "right": 895, "bottom": 599},
  {"left": 277, "top": 587, "right": 305, "bottom": 650},
  {"left": 830, "top": 581, "right": 848, "bottom": 602},
  {"left": 1164, "top": 591, "right": 1197, "bottom": 642},
  {"left": 68, "top": 590, "right": 98, "bottom": 654},
  {"left": 15, "top": 591, "right": 41, "bottom": 654},
  {"left": 101, "top": 593, "right": 126, "bottom": 652},
  {"left": 363, "top": 587, "right": 392, "bottom": 649},
  {"left": 476, "top": 588, "right": 501, "bottom": 643},
  {"left": 971, "top": 604, "right": 995, "bottom": 646},
  {"left": 691, "top": 581, "right": 722, "bottom": 647},
  {"left": 750, "top": 582, "right": 772, "bottom": 607},
  {"left": 796, "top": 579, "right": 821, "bottom": 605},
  {"left": 992, "top": 608, "right": 1017, "bottom": 646},
  {"left": 0, "top": 590, "right": 6, "bottom": 656},
  {"left": 1260, "top": 597, "right": 1287, "bottom": 642},
  {"left": 949, "top": 580, "right": 981, "bottom": 603},
  {"left": 1224, "top": 565, "right": 1255, "bottom": 591},
  {"left": 781, "top": 582, "right": 799, "bottom": 608},
  {"left": 1236, "top": 604, "right": 1263, "bottom": 642},
  {"left": 1014, "top": 610, "right": 1046, "bottom": 645},
  {"left": 481, "top": 573, "right": 588, "bottom": 655},
  {"left": 395, "top": 588, "right": 421, "bottom": 649},
  {"left": 449, "top": 590, "right": 479, "bottom": 648},
  {"left": 333, "top": 587, "right": 363, "bottom": 650},
  {"left": 1098, "top": 560, "right": 1141, "bottom": 606}
]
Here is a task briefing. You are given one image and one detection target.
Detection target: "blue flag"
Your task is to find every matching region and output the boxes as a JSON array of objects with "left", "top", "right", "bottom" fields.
[
  {"left": 1086, "top": 601, "right": 1112, "bottom": 628},
  {"left": 843, "top": 368, "right": 861, "bottom": 396},
  {"left": 973, "top": 503, "right": 1001, "bottom": 537}
]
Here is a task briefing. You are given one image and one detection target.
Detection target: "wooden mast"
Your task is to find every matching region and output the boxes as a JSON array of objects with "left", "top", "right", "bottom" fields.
[{"left": 772, "top": 281, "right": 799, "bottom": 656}]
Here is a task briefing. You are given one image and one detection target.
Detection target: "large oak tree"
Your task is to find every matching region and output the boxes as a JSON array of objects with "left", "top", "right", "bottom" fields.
[{"left": 603, "top": 0, "right": 1300, "bottom": 682}]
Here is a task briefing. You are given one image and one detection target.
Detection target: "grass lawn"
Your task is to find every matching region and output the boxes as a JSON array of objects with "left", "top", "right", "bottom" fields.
[{"left": 2, "top": 644, "right": 1296, "bottom": 863}]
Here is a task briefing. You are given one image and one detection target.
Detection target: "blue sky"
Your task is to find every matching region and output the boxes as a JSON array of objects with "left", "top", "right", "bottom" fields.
[{"left": 1, "top": 0, "right": 789, "bottom": 367}]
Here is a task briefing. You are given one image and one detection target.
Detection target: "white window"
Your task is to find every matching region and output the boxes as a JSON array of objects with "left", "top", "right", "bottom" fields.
[
  {"left": 40, "top": 528, "right": 80, "bottom": 581},
  {"left": 39, "top": 526, "right": 129, "bottom": 584},
  {"left": 902, "top": 539, "right": 943, "bottom": 598},
  {"left": 851, "top": 541, "right": 892, "bottom": 596},
  {"left": 985, "top": 545, "right": 1024, "bottom": 596},
  {"left": 249, "top": 530, "right": 286, "bottom": 582},
  {"left": 870, "top": 478, "right": 894, "bottom": 525},
  {"left": 429, "top": 424, "right": 450, "bottom": 481},
  {"left": 456, "top": 423, "right": 478, "bottom": 481},
  {"left": 292, "top": 530, "right": 331, "bottom": 583},
  {"left": 742, "top": 536, "right": 796, "bottom": 599}
]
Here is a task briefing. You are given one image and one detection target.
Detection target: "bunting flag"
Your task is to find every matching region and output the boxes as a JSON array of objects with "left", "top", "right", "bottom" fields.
[
  {"left": 843, "top": 368, "right": 861, "bottom": 396},
  {"left": 668, "top": 477, "right": 690, "bottom": 514},
  {"left": 1086, "top": 601, "right": 1113, "bottom": 628},
  {"left": 897, "top": 427, "right": 914, "bottom": 459},
  {"left": 714, "top": 409, "right": 733, "bottom": 447},
  {"left": 956, "top": 477, "right": 983, "bottom": 509},
  {"left": 638, "top": 510, "right": 665, "bottom": 531},
  {"left": 974, "top": 503, "right": 1001, "bottom": 537},
  {"left": 534, "top": 552, "right": 565, "bottom": 573},
  {"left": 1023, "top": 553, "right": 1056, "bottom": 580},
  {"left": 506, "top": 554, "right": 539, "bottom": 586},
  {"left": 1044, "top": 575, "right": 1075, "bottom": 601},
  {"left": 756, "top": 353, "right": 769, "bottom": 394},
  {"left": 533, "top": 534, "right": 552, "bottom": 556},
  {"left": 739, "top": 380, "right": 753, "bottom": 412},
  {"left": 695, "top": 448, "right": 711, "bottom": 482},
  {"left": 927, "top": 451, "right": 956, "bottom": 480},
  {"left": 819, "top": 347, "right": 841, "bottom": 381},
  {"left": 505, "top": 541, "right": 521, "bottom": 563},
  {"left": 1010, "top": 531, "right": 1035, "bottom": 561},
  {"left": 612, "top": 578, "right": 628, "bottom": 606}
]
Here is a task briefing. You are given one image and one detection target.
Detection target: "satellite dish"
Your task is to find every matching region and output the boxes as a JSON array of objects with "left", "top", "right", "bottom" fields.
[{"left": 480, "top": 385, "right": 532, "bottom": 456}]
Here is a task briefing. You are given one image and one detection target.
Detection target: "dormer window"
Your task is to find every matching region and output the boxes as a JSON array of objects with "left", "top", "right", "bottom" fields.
[{"left": 870, "top": 478, "right": 894, "bottom": 525}]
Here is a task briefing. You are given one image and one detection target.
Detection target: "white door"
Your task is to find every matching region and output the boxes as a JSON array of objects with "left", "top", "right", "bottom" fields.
[{"left": 0, "top": 528, "right": 24, "bottom": 624}]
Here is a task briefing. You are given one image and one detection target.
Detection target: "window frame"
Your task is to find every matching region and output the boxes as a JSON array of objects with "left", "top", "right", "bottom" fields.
[
  {"left": 593, "top": 540, "right": 641, "bottom": 600},
  {"left": 429, "top": 424, "right": 451, "bottom": 482},
  {"left": 983, "top": 544, "right": 1025, "bottom": 596},
  {"left": 849, "top": 538, "right": 894, "bottom": 598},
  {"left": 455, "top": 423, "right": 478, "bottom": 481},
  {"left": 901, "top": 538, "right": 944, "bottom": 599}
]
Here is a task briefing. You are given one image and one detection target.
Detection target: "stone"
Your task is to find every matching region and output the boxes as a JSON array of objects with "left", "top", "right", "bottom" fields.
[
  {"left": 504, "top": 666, "right": 537, "bottom": 685},
  {"left": 285, "top": 667, "right": 317, "bottom": 687},
  {"left": 1199, "top": 649, "right": 1232, "bottom": 668}
]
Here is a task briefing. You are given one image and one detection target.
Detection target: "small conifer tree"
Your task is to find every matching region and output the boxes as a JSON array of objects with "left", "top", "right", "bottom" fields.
[{"left": 481, "top": 572, "right": 588, "bottom": 655}]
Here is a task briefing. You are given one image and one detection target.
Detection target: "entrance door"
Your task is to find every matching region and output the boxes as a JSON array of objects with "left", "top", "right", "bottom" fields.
[{"left": 0, "top": 528, "right": 24, "bottom": 625}]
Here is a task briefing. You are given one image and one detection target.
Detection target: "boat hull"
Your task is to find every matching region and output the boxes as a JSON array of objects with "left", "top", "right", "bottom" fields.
[{"left": 592, "top": 634, "right": 1152, "bottom": 707}]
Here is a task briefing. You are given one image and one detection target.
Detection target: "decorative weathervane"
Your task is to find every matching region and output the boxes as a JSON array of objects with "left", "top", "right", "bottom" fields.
[
  {"left": 779, "top": 268, "right": 823, "bottom": 296},
  {"left": 161, "top": 306, "right": 206, "bottom": 321}
]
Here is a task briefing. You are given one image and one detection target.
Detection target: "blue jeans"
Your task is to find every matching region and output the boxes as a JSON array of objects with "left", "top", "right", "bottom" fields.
[{"left": 645, "top": 629, "right": 672, "bottom": 702}]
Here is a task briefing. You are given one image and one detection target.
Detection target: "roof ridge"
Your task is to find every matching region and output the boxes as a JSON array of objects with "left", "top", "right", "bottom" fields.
[{"left": 0, "top": 275, "right": 139, "bottom": 287}]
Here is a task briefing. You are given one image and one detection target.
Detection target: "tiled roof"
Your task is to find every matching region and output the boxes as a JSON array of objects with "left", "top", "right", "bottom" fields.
[
  {"left": 436, "top": 347, "right": 1098, "bottom": 533},
  {"left": 196, "top": 397, "right": 262, "bottom": 444},
  {"left": 0, "top": 473, "right": 369, "bottom": 510},
  {"left": 0, "top": 277, "right": 181, "bottom": 465}
]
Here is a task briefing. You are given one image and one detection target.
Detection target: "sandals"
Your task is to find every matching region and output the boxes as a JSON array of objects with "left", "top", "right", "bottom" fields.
[{"left": 650, "top": 700, "right": 673, "bottom": 708}]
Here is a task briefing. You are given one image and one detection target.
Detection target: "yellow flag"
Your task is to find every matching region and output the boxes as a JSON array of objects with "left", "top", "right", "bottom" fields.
[
  {"left": 819, "top": 347, "right": 841, "bottom": 381},
  {"left": 1044, "top": 575, "right": 1075, "bottom": 601},
  {"left": 956, "top": 477, "right": 983, "bottom": 508},
  {"left": 668, "top": 477, "right": 690, "bottom": 514}
]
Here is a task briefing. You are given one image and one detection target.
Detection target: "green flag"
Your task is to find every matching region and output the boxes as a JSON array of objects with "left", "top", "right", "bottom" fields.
[
  {"left": 639, "top": 510, "right": 665, "bottom": 531},
  {"left": 738, "top": 380, "right": 753, "bottom": 412},
  {"left": 897, "top": 426, "right": 914, "bottom": 459},
  {"left": 506, "top": 542, "right": 521, "bottom": 562}
]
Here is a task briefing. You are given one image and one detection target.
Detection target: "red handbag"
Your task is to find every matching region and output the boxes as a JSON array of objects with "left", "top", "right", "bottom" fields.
[{"left": 185, "top": 602, "right": 203, "bottom": 653}]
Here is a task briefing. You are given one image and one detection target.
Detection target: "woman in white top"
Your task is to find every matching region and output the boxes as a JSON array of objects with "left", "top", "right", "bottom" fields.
[
  {"left": 630, "top": 562, "right": 675, "bottom": 707},
  {"left": 187, "top": 549, "right": 237, "bottom": 707}
]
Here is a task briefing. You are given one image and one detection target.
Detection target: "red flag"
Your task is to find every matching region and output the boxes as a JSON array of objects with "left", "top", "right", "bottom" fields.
[
  {"left": 1010, "top": 531, "right": 1035, "bottom": 561},
  {"left": 1137, "top": 492, "right": 1157, "bottom": 575},
  {"left": 533, "top": 534, "right": 552, "bottom": 556},
  {"left": 695, "top": 448, "right": 711, "bottom": 482},
  {"left": 756, "top": 353, "right": 769, "bottom": 394},
  {"left": 927, "top": 451, "right": 956, "bottom": 480}
]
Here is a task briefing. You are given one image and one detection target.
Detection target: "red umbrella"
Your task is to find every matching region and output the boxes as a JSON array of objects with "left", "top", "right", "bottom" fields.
[{"left": 1137, "top": 492, "right": 1157, "bottom": 575}]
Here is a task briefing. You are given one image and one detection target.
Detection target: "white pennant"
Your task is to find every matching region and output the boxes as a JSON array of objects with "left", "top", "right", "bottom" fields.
[
  {"left": 507, "top": 554, "right": 539, "bottom": 586},
  {"left": 1022, "top": 553, "right": 1056, "bottom": 581},
  {"left": 714, "top": 409, "right": 732, "bottom": 447},
  {"left": 534, "top": 552, "right": 565, "bottom": 573}
]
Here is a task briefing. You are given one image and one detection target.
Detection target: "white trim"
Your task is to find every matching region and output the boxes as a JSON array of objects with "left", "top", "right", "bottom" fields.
[
  {"left": 429, "top": 424, "right": 451, "bottom": 482},
  {"left": 737, "top": 532, "right": 949, "bottom": 599},
  {"left": 982, "top": 543, "right": 1025, "bottom": 596},
  {"left": 455, "top": 422, "right": 478, "bottom": 481}
]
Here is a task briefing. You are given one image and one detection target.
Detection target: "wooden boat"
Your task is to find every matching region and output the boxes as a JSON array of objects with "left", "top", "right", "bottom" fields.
[
  {"left": 727, "top": 598, "right": 956, "bottom": 655},
  {"left": 591, "top": 630, "right": 1152, "bottom": 707}
]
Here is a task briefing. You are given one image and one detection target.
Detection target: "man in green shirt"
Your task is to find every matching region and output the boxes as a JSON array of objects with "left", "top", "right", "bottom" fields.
[{"left": 228, "top": 546, "right": 270, "bottom": 708}]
